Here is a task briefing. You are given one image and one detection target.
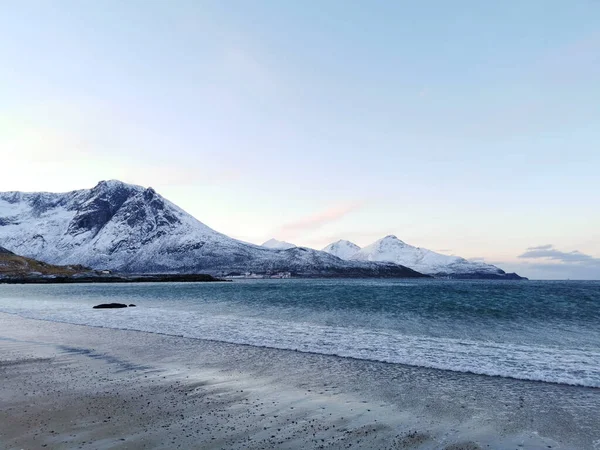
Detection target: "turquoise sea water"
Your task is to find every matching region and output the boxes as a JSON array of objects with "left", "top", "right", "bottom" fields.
[{"left": 0, "top": 279, "right": 598, "bottom": 387}]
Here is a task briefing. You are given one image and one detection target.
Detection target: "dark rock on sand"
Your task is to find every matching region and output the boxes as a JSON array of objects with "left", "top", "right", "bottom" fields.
[{"left": 93, "top": 303, "right": 128, "bottom": 309}]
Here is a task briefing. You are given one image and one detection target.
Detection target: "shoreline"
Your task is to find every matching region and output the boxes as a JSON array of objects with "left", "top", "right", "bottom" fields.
[
  {"left": 0, "top": 308, "right": 594, "bottom": 390},
  {"left": 0, "top": 273, "right": 226, "bottom": 284},
  {"left": 0, "top": 275, "right": 534, "bottom": 284},
  {"left": 1, "top": 313, "right": 598, "bottom": 449}
]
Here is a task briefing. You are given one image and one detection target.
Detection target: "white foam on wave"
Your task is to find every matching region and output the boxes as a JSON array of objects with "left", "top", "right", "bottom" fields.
[{"left": 1, "top": 298, "right": 599, "bottom": 388}]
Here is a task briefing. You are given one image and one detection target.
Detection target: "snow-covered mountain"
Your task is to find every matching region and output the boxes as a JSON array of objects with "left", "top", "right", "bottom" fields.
[
  {"left": 322, "top": 240, "right": 360, "bottom": 260},
  {"left": 0, "top": 181, "right": 426, "bottom": 278},
  {"left": 262, "top": 238, "right": 297, "bottom": 250},
  {"left": 345, "top": 235, "right": 523, "bottom": 279}
]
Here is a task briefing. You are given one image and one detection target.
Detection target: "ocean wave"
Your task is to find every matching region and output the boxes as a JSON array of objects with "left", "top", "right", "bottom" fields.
[{"left": 1, "top": 302, "right": 598, "bottom": 388}]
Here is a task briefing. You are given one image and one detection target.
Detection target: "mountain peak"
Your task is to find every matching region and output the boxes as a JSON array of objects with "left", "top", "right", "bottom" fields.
[
  {"left": 322, "top": 239, "right": 361, "bottom": 260},
  {"left": 335, "top": 239, "right": 356, "bottom": 245},
  {"left": 93, "top": 179, "right": 144, "bottom": 193},
  {"left": 351, "top": 236, "right": 521, "bottom": 278},
  {"left": 67, "top": 181, "right": 147, "bottom": 238},
  {"left": 379, "top": 235, "right": 406, "bottom": 245},
  {"left": 262, "top": 238, "right": 296, "bottom": 250},
  {"left": 143, "top": 187, "right": 158, "bottom": 201}
]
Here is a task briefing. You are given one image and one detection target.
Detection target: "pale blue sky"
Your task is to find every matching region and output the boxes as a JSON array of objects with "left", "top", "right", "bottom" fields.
[{"left": 1, "top": 1, "right": 599, "bottom": 279}]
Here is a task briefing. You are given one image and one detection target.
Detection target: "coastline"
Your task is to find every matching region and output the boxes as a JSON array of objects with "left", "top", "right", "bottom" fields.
[
  {"left": 0, "top": 273, "right": 226, "bottom": 284},
  {"left": 1, "top": 312, "right": 598, "bottom": 449}
]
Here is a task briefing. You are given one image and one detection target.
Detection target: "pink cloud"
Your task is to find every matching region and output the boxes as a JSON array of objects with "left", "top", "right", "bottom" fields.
[{"left": 276, "top": 202, "right": 364, "bottom": 238}]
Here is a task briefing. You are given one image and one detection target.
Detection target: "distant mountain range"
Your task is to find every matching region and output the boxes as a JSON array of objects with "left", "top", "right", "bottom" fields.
[
  {"left": 0, "top": 181, "right": 425, "bottom": 278},
  {"left": 0, "top": 180, "right": 525, "bottom": 279},
  {"left": 321, "top": 236, "right": 523, "bottom": 279}
]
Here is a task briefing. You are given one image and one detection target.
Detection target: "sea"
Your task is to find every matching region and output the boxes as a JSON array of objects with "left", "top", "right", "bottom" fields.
[{"left": 0, "top": 279, "right": 598, "bottom": 388}]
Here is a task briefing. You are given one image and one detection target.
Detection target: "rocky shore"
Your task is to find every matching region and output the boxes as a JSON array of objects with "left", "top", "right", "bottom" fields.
[{"left": 0, "top": 273, "right": 225, "bottom": 284}]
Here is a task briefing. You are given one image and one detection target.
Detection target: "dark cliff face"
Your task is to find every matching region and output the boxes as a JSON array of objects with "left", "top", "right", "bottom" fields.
[
  {"left": 123, "top": 188, "right": 181, "bottom": 231},
  {"left": 66, "top": 181, "right": 142, "bottom": 238},
  {"left": 56, "top": 181, "right": 182, "bottom": 246}
]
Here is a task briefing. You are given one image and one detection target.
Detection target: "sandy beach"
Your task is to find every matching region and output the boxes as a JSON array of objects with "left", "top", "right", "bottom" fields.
[{"left": 1, "top": 312, "right": 598, "bottom": 449}]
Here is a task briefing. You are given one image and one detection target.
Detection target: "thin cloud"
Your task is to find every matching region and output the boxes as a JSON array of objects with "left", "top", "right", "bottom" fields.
[
  {"left": 493, "top": 260, "right": 600, "bottom": 280},
  {"left": 526, "top": 244, "right": 553, "bottom": 251},
  {"left": 519, "top": 245, "right": 600, "bottom": 265},
  {"left": 276, "top": 203, "right": 364, "bottom": 237},
  {"left": 461, "top": 246, "right": 600, "bottom": 280}
]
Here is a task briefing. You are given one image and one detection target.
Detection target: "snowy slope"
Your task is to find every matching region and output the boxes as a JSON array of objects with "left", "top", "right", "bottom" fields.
[
  {"left": 322, "top": 240, "right": 360, "bottom": 260},
  {"left": 262, "top": 238, "right": 297, "bottom": 250},
  {"left": 348, "top": 235, "right": 523, "bottom": 279},
  {"left": 0, "top": 181, "right": 426, "bottom": 278}
]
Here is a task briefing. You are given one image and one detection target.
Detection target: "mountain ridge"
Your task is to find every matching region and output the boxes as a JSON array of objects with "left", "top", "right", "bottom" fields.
[
  {"left": 0, "top": 181, "right": 427, "bottom": 278},
  {"left": 322, "top": 235, "right": 524, "bottom": 279}
]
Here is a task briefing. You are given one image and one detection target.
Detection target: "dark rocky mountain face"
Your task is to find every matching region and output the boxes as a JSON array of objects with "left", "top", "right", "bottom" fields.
[
  {"left": 0, "top": 181, "right": 428, "bottom": 278},
  {"left": 66, "top": 181, "right": 140, "bottom": 238}
]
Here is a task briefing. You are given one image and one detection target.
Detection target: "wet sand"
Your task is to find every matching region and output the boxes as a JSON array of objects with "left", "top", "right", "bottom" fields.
[{"left": 1, "top": 312, "right": 598, "bottom": 449}]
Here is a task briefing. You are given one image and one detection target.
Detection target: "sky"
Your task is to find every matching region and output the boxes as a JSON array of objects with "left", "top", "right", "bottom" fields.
[{"left": 1, "top": 1, "right": 599, "bottom": 279}]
